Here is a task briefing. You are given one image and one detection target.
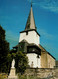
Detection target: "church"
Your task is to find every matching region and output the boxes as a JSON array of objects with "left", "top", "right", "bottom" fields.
[{"left": 13, "top": 5, "right": 56, "bottom": 68}]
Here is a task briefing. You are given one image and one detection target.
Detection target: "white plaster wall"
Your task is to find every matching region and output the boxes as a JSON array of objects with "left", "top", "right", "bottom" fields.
[
  {"left": 27, "top": 53, "right": 41, "bottom": 68},
  {"left": 37, "top": 55, "right": 41, "bottom": 68},
  {"left": 19, "top": 31, "right": 40, "bottom": 45}
]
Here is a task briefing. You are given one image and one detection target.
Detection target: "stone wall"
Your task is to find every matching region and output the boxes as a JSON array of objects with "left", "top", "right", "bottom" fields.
[{"left": 25, "top": 68, "right": 58, "bottom": 79}]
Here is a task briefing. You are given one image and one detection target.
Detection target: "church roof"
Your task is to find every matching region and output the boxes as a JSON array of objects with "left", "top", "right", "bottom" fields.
[
  {"left": 25, "top": 6, "right": 36, "bottom": 31},
  {"left": 20, "top": 29, "right": 40, "bottom": 36},
  {"left": 19, "top": 39, "right": 28, "bottom": 43},
  {"left": 13, "top": 41, "right": 41, "bottom": 54}
]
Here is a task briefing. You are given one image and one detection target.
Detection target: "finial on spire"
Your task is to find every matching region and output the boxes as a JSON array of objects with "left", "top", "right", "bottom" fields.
[{"left": 31, "top": 0, "right": 32, "bottom": 7}]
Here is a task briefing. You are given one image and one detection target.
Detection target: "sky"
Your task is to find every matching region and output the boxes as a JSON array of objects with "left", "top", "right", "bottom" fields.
[{"left": 0, "top": 0, "right": 58, "bottom": 60}]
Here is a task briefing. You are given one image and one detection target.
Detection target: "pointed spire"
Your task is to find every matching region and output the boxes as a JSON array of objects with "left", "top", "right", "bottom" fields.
[{"left": 25, "top": 4, "right": 36, "bottom": 31}]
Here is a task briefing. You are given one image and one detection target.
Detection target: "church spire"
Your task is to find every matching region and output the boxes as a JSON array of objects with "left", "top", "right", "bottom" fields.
[{"left": 25, "top": 3, "right": 36, "bottom": 31}]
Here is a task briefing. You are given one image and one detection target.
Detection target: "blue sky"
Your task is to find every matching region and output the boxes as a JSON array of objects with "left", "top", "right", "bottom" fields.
[{"left": 0, "top": 0, "right": 58, "bottom": 60}]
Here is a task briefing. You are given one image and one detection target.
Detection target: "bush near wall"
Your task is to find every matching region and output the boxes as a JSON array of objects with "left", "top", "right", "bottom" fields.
[{"left": 0, "top": 73, "right": 8, "bottom": 79}]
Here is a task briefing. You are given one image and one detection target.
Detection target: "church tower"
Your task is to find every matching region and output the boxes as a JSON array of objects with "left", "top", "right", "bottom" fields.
[
  {"left": 18, "top": 4, "right": 55, "bottom": 68},
  {"left": 19, "top": 5, "right": 40, "bottom": 45},
  {"left": 19, "top": 5, "right": 41, "bottom": 68}
]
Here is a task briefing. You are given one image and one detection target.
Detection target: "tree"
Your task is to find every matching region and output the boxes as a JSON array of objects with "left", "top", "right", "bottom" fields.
[
  {"left": 0, "top": 25, "right": 10, "bottom": 73},
  {"left": 0, "top": 25, "right": 28, "bottom": 74},
  {"left": 10, "top": 51, "right": 28, "bottom": 74},
  {"left": 15, "top": 51, "right": 28, "bottom": 74}
]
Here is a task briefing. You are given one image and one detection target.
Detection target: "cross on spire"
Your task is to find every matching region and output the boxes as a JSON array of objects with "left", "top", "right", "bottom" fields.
[{"left": 31, "top": 0, "right": 32, "bottom": 7}]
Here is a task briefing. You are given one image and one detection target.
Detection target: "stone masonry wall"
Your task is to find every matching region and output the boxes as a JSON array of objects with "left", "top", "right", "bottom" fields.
[{"left": 25, "top": 68, "right": 58, "bottom": 79}]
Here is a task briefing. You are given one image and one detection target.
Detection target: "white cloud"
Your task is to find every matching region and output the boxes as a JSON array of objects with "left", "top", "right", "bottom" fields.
[
  {"left": 6, "top": 30, "right": 19, "bottom": 42},
  {"left": 37, "top": 28, "right": 53, "bottom": 40},
  {"left": 28, "top": 0, "right": 58, "bottom": 13},
  {"left": 6, "top": 30, "right": 19, "bottom": 49}
]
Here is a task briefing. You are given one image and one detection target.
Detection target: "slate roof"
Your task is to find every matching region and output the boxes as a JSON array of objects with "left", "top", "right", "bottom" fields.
[{"left": 25, "top": 6, "right": 36, "bottom": 31}]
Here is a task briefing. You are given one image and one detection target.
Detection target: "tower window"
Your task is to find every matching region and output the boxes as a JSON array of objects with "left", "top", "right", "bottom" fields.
[
  {"left": 37, "top": 55, "right": 40, "bottom": 58},
  {"left": 26, "top": 31, "right": 28, "bottom": 35}
]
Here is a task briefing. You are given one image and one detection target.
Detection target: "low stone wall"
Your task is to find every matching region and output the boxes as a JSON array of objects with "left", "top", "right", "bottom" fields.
[{"left": 25, "top": 68, "right": 58, "bottom": 79}]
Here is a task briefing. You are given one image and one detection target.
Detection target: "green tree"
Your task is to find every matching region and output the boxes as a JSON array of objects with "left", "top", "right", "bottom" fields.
[
  {"left": 15, "top": 51, "right": 28, "bottom": 74},
  {"left": 7, "top": 53, "right": 12, "bottom": 74},
  {"left": 10, "top": 51, "right": 28, "bottom": 74},
  {"left": 0, "top": 25, "right": 10, "bottom": 73}
]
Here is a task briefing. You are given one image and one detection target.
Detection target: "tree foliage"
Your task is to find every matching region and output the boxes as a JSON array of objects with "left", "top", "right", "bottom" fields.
[
  {"left": 9, "top": 51, "right": 28, "bottom": 74},
  {"left": 15, "top": 51, "right": 28, "bottom": 74},
  {"left": 0, "top": 25, "right": 28, "bottom": 74},
  {"left": 0, "top": 25, "right": 10, "bottom": 73}
]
